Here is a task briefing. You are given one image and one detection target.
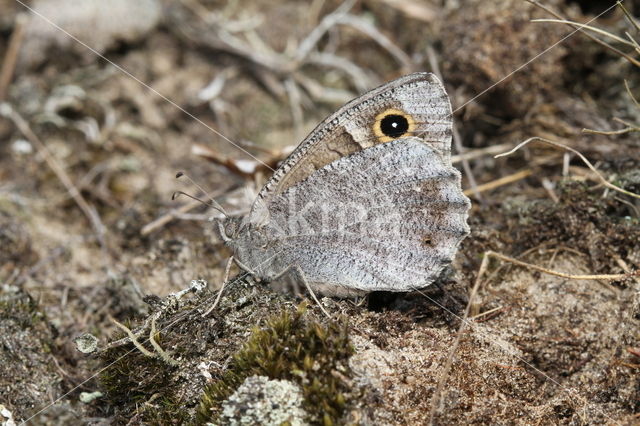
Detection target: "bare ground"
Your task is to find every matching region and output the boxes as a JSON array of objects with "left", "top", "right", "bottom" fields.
[{"left": 0, "top": 0, "right": 639, "bottom": 424}]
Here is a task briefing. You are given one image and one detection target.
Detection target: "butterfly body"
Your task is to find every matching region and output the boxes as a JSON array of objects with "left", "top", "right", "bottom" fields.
[{"left": 221, "top": 73, "right": 470, "bottom": 296}]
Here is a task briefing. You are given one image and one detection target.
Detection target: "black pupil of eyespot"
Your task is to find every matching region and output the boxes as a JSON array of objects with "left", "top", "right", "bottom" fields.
[{"left": 380, "top": 114, "right": 409, "bottom": 138}]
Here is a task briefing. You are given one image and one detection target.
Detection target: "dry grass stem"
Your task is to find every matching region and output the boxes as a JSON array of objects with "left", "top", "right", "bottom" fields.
[
  {"left": 1, "top": 103, "right": 109, "bottom": 251},
  {"left": 618, "top": 1, "right": 640, "bottom": 33},
  {"left": 426, "top": 45, "right": 482, "bottom": 200},
  {"left": 463, "top": 169, "right": 534, "bottom": 196},
  {"left": 427, "top": 253, "right": 488, "bottom": 425},
  {"left": 481, "top": 250, "right": 636, "bottom": 281},
  {"left": 624, "top": 80, "right": 639, "bottom": 107},
  {"left": 582, "top": 127, "right": 639, "bottom": 135},
  {"left": 110, "top": 317, "right": 155, "bottom": 358},
  {"left": 202, "top": 256, "right": 234, "bottom": 317},
  {"left": 532, "top": 19, "right": 634, "bottom": 46},
  {"left": 0, "top": 14, "right": 26, "bottom": 101},
  {"left": 450, "top": 142, "right": 517, "bottom": 164},
  {"left": 496, "top": 137, "right": 640, "bottom": 200},
  {"left": 375, "top": 0, "right": 437, "bottom": 22},
  {"left": 528, "top": 0, "right": 640, "bottom": 68},
  {"left": 149, "top": 317, "right": 180, "bottom": 366}
]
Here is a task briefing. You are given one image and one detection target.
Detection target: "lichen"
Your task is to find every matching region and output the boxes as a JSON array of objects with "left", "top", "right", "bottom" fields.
[
  {"left": 220, "top": 375, "right": 307, "bottom": 425},
  {"left": 197, "top": 303, "right": 354, "bottom": 425}
]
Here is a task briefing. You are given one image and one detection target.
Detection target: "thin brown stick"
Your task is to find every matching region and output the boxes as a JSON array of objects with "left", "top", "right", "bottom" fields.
[
  {"left": 426, "top": 45, "right": 482, "bottom": 201},
  {"left": 450, "top": 142, "right": 517, "bottom": 164},
  {"left": 618, "top": 0, "right": 640, "bottom": 33},
  {"left": 338, "top": 14, "right": 413, "bottom": 71},
  {"left": 463, "top": 169, "right": 533, "bottom": 196},
  {"left": 1, "top": 103, "right": 109, "bottom": 250},
  {"left": 624, "top": 80, "right": 639, "bottom": 107},
  {"left": 483, "top": 250, "right": 635, "bottom": 281},
  {"left": 427, "top": 252, "right": 488, "bottom": 424},
  {"left": 110, "top": 317, "right": 155, "bottom": 358},
  {"left": 613, "top": 117, "right": 640, "bottom": 128},
  {"left": 582, "top": 126, "right": 639, "bottom": 136},
  {"left": 469, "top": 305, "right": 505, "bottom": 320},
  {"left": 0, "top": 14, "right": 27, "bottom": 102},
  {"left": 527, "top": 0, "right": 640, "bottom": 68},
  {"left": 532, "top": 19, "right": 634, "bottom": 46},
  {"left": 495, "top": 137, "right": 640, "bottom": 200}
]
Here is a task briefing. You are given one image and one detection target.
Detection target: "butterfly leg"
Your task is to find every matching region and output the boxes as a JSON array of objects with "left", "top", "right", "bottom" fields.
[
  {"left": 273, "top": 265, "right": 331, "bottom": 319},
  {"left": 234, "top": 257, "right": 257, "bottom": 276},
  {"left": 202, "top": 255, "right": 234, "bottom": 317}
]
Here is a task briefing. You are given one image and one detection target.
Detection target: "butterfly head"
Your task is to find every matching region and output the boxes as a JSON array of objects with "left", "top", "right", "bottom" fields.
[
  {"left": 218, "top": 216, "right": 242, "bottom": 244},
  {"left": 218, "top": 216, "right": 268, "bottom": 249}
]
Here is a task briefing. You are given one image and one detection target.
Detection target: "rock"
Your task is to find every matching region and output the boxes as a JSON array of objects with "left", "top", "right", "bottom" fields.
[
  {"left": 18, "top": 0, "right": 162, "bottom": 69},
  {"left": 74, "top": 333, "right": 98, "bottom": 354}
]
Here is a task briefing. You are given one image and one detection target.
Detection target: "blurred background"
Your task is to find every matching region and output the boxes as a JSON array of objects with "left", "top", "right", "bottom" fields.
[{"left": 0, "top": 0, "right": 639, "bottom": 423}]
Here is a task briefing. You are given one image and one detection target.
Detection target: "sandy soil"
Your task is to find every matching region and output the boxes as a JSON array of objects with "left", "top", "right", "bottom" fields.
[{"left": 0, "top": 0, "right": 638, "bottom": 424}]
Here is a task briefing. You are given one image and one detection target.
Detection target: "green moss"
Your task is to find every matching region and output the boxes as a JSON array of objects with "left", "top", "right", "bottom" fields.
[
  {"left": 0, "top": 292, "right": 45, "bottom": 328},
  {"left": 98, "top": 324, "right": 189, "bottom": 423},
  {"left": 196, "top": 303, "right": 354, "bottom": 425}
]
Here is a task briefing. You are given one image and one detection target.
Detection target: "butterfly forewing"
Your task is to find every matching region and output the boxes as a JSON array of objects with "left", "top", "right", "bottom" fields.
[{"left": 254, "top": 73, "right": 453, "bottom": 206}]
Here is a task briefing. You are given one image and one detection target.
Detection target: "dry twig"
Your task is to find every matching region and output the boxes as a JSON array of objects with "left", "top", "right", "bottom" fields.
[
  {"left": 450, "top": 142, "right": 517, "bottom": 164},
  {"left": 0, "top": 14, "right": 27, "bottom": 102},
  {"left": 463, "top": 169, "right": 534, "bottom": 197},
  {"left": 374, "top": 0, "right": 436, "bottom": 23},
  {"left": 479, "top": 250, "right": 635, "bottom": 281},
  {"left": 428, "top": 247, "right": 637, "bottom": 423},
  {"left": 528, "top": 0, "right": 640, "bottom": 68},
  {"left": 496, "top": 137, "right": 640, "bottom": 200},
  {"left": 427, "top": 251, "right": 487, "bottom": 424},
  {"left": 426, "top": 45, "right": 482, "bottom": 200},
  {"left": 0, "top": 103, "right": 109, "bottom": 251}
]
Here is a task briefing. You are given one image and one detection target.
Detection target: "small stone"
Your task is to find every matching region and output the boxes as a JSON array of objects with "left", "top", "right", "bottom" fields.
[
  {"left": 74, "top": 333, "right": 98, "bottom": 354},
  {"left": 0, "top": 404, "right": 16, "bottom": 426},
  {"left": 79, "top": 391, "right": 103, "bottom": 404},
  {"left": 11, "top": 139, "right": 33, "bottom": 155}
]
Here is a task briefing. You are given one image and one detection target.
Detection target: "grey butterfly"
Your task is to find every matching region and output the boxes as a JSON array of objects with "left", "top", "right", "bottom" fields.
[{"left": 219, "top": 72, "right": 470, "bottom": 297}]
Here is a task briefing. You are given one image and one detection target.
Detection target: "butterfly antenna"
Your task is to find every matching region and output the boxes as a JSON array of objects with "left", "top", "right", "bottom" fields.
[
  {"left": 171, "top": 191, "right": 228, "bottom": 218},
  {"left": 174, "top": 171, "right": 228, "bottom": 218}
]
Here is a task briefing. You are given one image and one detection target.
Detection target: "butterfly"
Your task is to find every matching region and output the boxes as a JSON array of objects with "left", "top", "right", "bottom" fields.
[{"left": 216, "top": 72, "right": 470, "bottom": 300}]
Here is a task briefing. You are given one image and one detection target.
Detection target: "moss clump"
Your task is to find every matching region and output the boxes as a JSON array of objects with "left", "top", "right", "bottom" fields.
[
  {"left": 98, "top": 325, "right": 189, "bottom": 423},
  {"left": 197, "top": 303, "right": 354, "bottom": 425},
  {"left": 0, "top": 287, "right": 62, "bottom": 420}
]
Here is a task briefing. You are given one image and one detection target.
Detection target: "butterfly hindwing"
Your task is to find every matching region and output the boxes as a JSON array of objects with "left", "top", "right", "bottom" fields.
[{"left": 241, "top": 138, "right": 470, "bottom": 295}]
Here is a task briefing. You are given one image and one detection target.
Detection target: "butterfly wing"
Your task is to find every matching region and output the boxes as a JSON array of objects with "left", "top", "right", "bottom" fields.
[
  {"left": 239, "top": 138, "right": 470, "bottom": 295},
  {"left": 253, "top": 73, "right": 453, "bottom": 211}
]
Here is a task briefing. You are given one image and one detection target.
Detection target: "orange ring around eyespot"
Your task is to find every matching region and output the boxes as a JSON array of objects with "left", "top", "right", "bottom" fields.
[{"left": 373, "top": 108, "right": 416, "bottom": 143}]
